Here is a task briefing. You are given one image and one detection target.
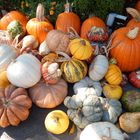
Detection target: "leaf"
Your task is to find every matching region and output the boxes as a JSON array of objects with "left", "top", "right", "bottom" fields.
[{"left": 69, "top": 123, "right": 76, "bottom": 135}]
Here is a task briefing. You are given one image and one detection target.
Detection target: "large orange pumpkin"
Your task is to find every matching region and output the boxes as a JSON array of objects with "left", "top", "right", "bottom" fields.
[
  {"left": 135, "top": 1, "right": 140, "bottom": 11},
  {"left": 110, "top": 27, "right": 140, "bottom": 72},
  {"left": 55, "top": 2, "right": 81, "bottom": 34},
  {"left": 26, "top": 3, "right": 54, "bottom": 44},
  {"left": 80, "top": 16, "right": 106, "bottom": 40},
  {"left": 0, "top": 11, "right": 28, "bottom": 33}
]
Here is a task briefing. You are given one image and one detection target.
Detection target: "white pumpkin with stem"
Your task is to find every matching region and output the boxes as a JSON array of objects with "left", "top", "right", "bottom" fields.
[
  {"left": 73, "top": 76, "right": 102, "bottom": 97},
  {"left": 7, "top": 54, "right": 41, "bottom": 88},
  {"left": 89, "top": 55, "right": 109, "bottom": 81}
]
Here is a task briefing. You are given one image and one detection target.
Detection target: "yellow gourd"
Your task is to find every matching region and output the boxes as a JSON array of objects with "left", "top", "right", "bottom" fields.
[
  {"left": 69, "top": 38, "right": 93, "bottom": 60},
  {"left": 0, "top": 71, "right": 10, "bottom": 88},
  {"left": 105, "top": 64, "right": 122, "bottom": 85},
  {"left": 44, "top": 110, "right": 69, "bottom": 134},
  {"left": 103, "top": 84, "right": 123, "bottom": 100}
]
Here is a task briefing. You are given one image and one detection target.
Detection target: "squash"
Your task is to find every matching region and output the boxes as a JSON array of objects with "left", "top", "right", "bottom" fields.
[
  {"left": 100, "top": 98, "right": 122, "bottom": 123},
  {"left": 69, "top": 38, "right": 93, "bottom": 60},
  {"left": 0, "top": 85, "right": 32, "bottom": 128},
  {"left": 80, "top": 122, "right": 124, "bottom": 140},
  {"left": 80, "top": 16, "right": 106, "bottom": 40},
  {"left": 103, "top": 84, "right": 123, "bottom": 100},
  {"left": 26, "top": 3, "right": 54, "bottom": 44},
  {"left": 0, "top": 71, "right": 10, "bottom": 88},
  {"left": 55, "top": 1, "right": 81, "bottom": 34},
  {"left": 129, "top": 70, "right": 140, "bottom": 88},
  {"left": 44, "top": 110, "right": 69, "bottom": 134},
  {"left": 0, "top": 11, "right": 28, "bottom": 33},
  {"left": 64, "top": 93, "right": 103, "bottom": 128},
  {"left": 119, "top": 112, "right": 140, "bottom": 133},
  {"left": 41, "top": 62, "right": 62, "bottom": 84},
  {"left": 109, "top": 27, "right": 140, "bottom": 72},
  {"left": 7, "top": 54, "right": 41, "bottom": 88},
  {"left": 29, "top": 78, "right": 68, "bottom": 108},
  {"left": 121, "top": 90, "right": 140, "bottom": 112},
  {"left": 73, "top": 76, "right": 102, "bottom": 97},
  {"left": 60, "top": 52, "right": 87, "bottom": 83},
  {"left": 105, "top": 64, "right": 122, "bottom": 85},
  {"left": 89, "top": 55, "right": 109, "bottom": 81},
  {"left": 0, "top": 44, "right": 18, "bottom": 72},
  {"left": 39, "top": 41, "right": 50, "bottom": 56}
]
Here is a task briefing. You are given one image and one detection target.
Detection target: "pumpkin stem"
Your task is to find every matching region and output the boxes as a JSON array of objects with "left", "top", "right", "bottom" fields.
[
  {"left": 126, "top": 8, "right": 140, "bottom": 22},
  {"left": 80, "top": 40, "right": 86, "bottom": 46},
  {"left": 55, "top": 51, "right": 71, "bottom": 62},
  {"left": 53, "top": 117, "right": 59, "bottom": 123},
  {"left": 36, "top": 3, "right": 45, "bottom": 21},
  {"left": 127, "top": 27, "right": 139, "bottom": 39},
  {"left": 65, "top": 0, "right": 72, "bottom": 13}
]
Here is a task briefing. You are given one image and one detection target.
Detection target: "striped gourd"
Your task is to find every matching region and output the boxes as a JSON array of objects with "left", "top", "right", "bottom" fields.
[{"left": 61, "top": 58, "right": 87, "bottom": 83}]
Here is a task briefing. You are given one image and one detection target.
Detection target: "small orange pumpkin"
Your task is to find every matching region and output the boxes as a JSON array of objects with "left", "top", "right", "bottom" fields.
[
  {"left": 26, "top": 3, "right": 54, "bottom": 44},
  {"left": 0, "top": 11, "right": 28, "bottom": 33},
  {"left": 55, "top": 2, "right": 81, "bottom": 34},
  {"left": 80, "top": 16, "right": 106, "bottom": 40}
]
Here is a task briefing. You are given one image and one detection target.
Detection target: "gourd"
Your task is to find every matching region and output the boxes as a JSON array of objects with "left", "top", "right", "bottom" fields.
[
  {"left": 103, "top": 84, "right": 123, "bottom": 100},
  {"left": 44, "top": 110, "right": 69, "bottom": 134},
  {"left": 55, "top": 1, "right": 81, "bottom": 34},
  {"left": 121, "top": 90, "right": 140, "bottom": 112},
  {"left": 105, "top": 64, "right": 122, "bottom": 85},
  {"left": 0, "top": 10, "right": 28, "bottom": 33},
  {"left": 39, "top": 41, "right": 50, "bottom": 56},
  {"left": 80, "top": 16, "right": 106, "bottom": 40},
  {"left": 60, "top": 52, "right": 87, "bottom": 83},
  {"left": 26, "top": 3, "right": 54, "bottom": 44},
  {"left": 73, "top": 76, "right": 102, "bottom": 97},
  {"left": 29, "top": 78, "right": 68, "bottom": 108},
  {"left": 80, "top": 122, "right": 124, "bottom": 140},
  {"left": 7, "top": 54, "right": 41, "bottom": 88},
  {"left": 41, "top": 62, "right": 62, "bottom": 84},
  {"left": 109, "top": 27, "right": 140, "bottom": 72},
  {"left": 0, "top": 85, "right": 32, "bottom": 128},
  {"left": 64, "top": 93, "right": 103, "bottom": 128},
  {"left": 119, "top": 112, "right": 140, "bottom": 133},
  {"left": 89, "top": 55, "right": 109, "bottom": 81},
  {"left": 69, "top": 38, "right": 93, "bottom": 60},
  {"left": 0, "top": 71, "right": 10, "bottom": 88}
]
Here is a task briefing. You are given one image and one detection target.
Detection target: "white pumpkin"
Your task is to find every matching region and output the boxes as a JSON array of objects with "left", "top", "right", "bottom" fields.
[
  {"left": 73, "top": 76, "right": 102, "bottom": 96},
  {"left": 7, "top": 54, "right": 41, "bottom": 88},
  {"left": 80, "top": 122, "right": 124, "bottom": 140},
  {"left": 39, "top": 41, "right": 50, "bottom": 56},
  {"left": 89, "top": 55, "right": 109, "bottom": 81},
  {"left": 0, "top": 45, "right": 18, "bottom": 72}
]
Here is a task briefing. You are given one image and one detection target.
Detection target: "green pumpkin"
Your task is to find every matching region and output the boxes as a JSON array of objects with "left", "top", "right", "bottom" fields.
[{"left": 121, "top": 90, "right": 140, "bottom": 112}]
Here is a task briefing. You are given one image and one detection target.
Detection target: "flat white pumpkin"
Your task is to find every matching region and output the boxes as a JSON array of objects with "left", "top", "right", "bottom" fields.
[
  {"left": 0, "top": 45, "right": 18, "bottom": 72},
  {"left": 89, "top": 55, "right": 109, "bottom": 81},
  {"left": 80, "top": 122, "right": 124, "bottom": 140},
  {"left": 7, "top": 54, "right": 41, "bottom": 88},
  {"left": 73, "top": 76, "right": 102, "bottom": 97}
]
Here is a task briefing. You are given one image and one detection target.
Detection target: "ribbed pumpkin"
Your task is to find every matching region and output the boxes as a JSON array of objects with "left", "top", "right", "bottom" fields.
[
  {"left": 69, "top": 38, "right": 93, "bottom": 60},
  {"left": 0, "top": 71, "right": 10, "bottom": 88},
  {"left": 0, "top": 11, "right": 28, "bottom": 33},
  {"left": 80, "top": 16, "right": 106, "bottom": 40},
  {"left": 105, "top": 64, "right": 122, "bottom": 85},
  {"left": 110, "top": 27, "right": 140, "bottom": 72},
  {"left": 26, "top": 3, "right": 54, "bottom": 44},
  {"left": 55, "top": 2, "right": 81, "bottom": 34},
  {"left": 60, "top": 52, "right": 87, "bottom": 83}
]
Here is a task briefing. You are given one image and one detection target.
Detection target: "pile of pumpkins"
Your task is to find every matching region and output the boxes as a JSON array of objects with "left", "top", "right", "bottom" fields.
[{"left": 0, "top": 2, "right": 140, "bottom": 140}]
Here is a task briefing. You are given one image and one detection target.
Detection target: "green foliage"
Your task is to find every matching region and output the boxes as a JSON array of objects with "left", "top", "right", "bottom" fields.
[{"left": 0, "top": 0, "right": 136, "bottom": 24}]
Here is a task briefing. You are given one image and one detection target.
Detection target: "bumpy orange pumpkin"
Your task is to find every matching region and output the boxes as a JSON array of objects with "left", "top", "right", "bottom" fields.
[
  {"left": 105, "top": 64, "right": 122, "bottom": 85},
  {"left": 69, "top": 38, "right": 93, "bottom": 60},
  {"left": 55, "top": 2, "right": 81, "bottom": 34},
  {"left": 110, "top": 27, "right": 140, "bottom": 72},
  {"left": 0, "top": 11, "right": 28, "bottom": 33},
  {"left": 0, "top": 85, "right": 32, "bottom": 128},
  {"left": 80, "top": 16, "right": 106, "bottom": 40},
  {"left": 26, "top": 3, "right": 54, "bottom": 44}
]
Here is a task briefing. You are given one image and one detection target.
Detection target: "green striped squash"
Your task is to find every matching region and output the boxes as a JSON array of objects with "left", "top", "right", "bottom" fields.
[{"left": 61, "top": 58, "right": 87, "bottom": 83}]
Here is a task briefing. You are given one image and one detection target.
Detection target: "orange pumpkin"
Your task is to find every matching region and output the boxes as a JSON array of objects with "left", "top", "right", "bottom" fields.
[
  {"left": 0, "top": 11, "right": 28, "bottom": 33},
  {"left": 55, "top": 2, "right": 81, "bottom": 34},
  {"left": 80, "top": 16, "right": 106, "bottom": 40},
  {"left": 135, "top": 1, "right": 140, "bottom": 11},
  {"left": 110, "top": 27, "right": 140, "bottom": 72},
  {"left": 26, "top": 3, "right": 54, "bottom": 44}
]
